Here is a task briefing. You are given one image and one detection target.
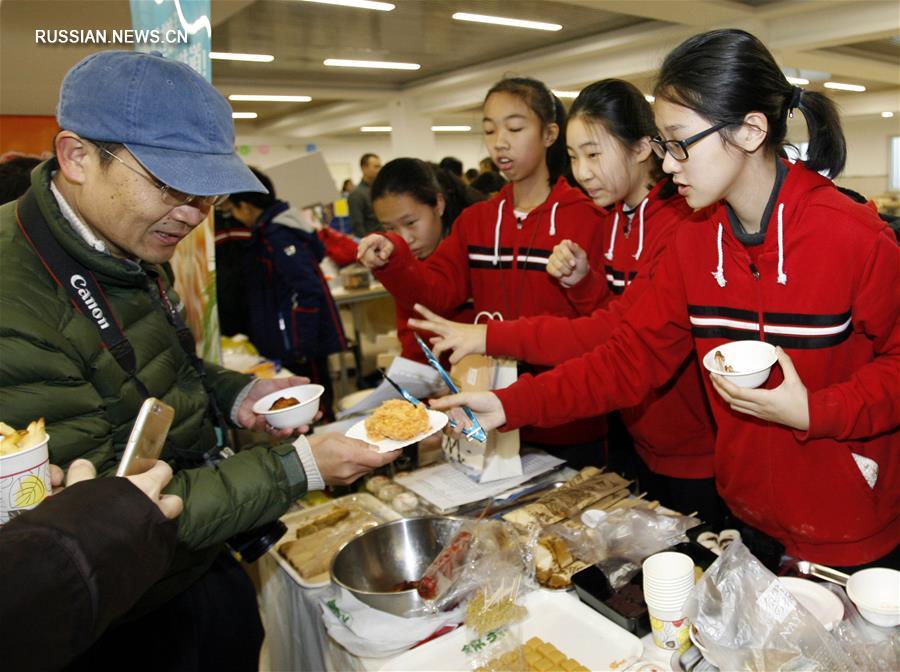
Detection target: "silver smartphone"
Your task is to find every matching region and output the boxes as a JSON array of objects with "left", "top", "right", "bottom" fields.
[{"left": 116, "top": 398, "right": 175, "bottom": 477}]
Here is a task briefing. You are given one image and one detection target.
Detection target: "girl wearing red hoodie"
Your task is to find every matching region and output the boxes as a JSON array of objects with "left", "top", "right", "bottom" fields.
[
  {"left": 434, "top": 30, "right": 899, "bottom": 568},
  {"left": 369, "top": 158, "right": 481, "bottom": 364},
  {"left": 411, "top": 80, "right": 721, "bottom": 525},
  {"left": 358, "top": 77, "right": 608, "bottom": 466}
]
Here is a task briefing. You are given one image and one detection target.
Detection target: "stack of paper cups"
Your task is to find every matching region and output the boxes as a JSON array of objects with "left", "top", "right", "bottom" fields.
[{"left": 642, "top": 551, "right": 695, "bottom": 653}]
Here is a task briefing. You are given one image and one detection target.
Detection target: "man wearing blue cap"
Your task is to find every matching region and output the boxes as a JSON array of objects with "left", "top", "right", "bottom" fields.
[{"left": 0, "top": 51, "right": 399, "bottom": 668}]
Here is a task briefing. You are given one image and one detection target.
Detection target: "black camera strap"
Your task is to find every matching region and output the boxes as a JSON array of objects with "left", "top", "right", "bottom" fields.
[{"left": 16, "top": 188, "right": 230, "bottom": 462}]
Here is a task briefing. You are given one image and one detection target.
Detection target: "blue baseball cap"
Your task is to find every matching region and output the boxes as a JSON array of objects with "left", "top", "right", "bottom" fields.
[{"left": 57, "top": 50, "right": 265, "bottom": 196}]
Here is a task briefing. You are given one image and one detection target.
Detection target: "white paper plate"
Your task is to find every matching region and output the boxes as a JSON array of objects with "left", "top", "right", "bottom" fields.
[
  {"left": 779, "top": 577, "right": 844, "bottom": 630},
  {"left": 345, "top": 409, "right": 448, "bottom": 453},
  {"left": 378, "top": 590, "right": 643, "bottom": 671}
]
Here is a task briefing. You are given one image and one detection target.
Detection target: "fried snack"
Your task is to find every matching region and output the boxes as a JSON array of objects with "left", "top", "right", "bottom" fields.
[
  {"left": 270, "top": 396, "right": 300, "bottom": 411},
  {"left": 364, "top": 400, "right": 429, "bottom": 442},
  {"left": 0, "top": 418, "right": 47, "bottom": 457},
  {"left": 475, "top": 637, "right": 590, "bottom": 672},
  {"left": 293, "top": 506, "right": 350, "bottom": 539},
  {"left": 714, "top": 350, "right": 736, "bottom": 373},
  {"left": 278, "top": 508, "right": 380, "bottom": 581}
]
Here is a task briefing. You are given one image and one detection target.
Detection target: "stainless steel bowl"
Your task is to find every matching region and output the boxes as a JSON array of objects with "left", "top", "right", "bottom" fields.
[{"left": 330, "top": 516, "right": 464, "bottom": 617}]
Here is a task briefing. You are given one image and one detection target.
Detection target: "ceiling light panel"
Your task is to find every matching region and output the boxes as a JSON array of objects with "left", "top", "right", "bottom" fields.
[
  {"left": 360, "top": 126, "right": 392, "bottom": 132},
  {"left": 325, "top": 58, "right": 420, "bottom": 70},
  {"left": 229, "top": 94, "right": 312, "bottom": 102},
  {"left": 300, "top": 0, "right": 394, "bottom": 9},
  {"left": 452, "top": 12, "right": 562, "bottom": 31},
  {"left": 431, "top": 125, "right": 472, "bottom": 132},
  {"left": 210, "top": 52, "right": 274, "bottom": 62},
  {"left": 232, "top": 112, "right": 258, "bottom": 119},
  {"left": 823, "top": 82, "right": 866, "bottom": 92}
]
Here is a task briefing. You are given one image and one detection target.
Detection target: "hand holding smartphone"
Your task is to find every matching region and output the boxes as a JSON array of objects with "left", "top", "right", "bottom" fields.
[{"left": 116, "top": 398, "right": 174, "bottom": 477}]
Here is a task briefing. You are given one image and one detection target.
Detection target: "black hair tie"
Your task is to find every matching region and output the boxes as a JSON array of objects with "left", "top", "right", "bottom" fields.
[{"left": 788, "top": 86, "right": 804, "bottom": 117}]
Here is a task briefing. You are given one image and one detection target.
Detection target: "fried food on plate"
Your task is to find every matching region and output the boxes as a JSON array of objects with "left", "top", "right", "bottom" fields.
[{"left": 365, "top": 400, "right": 429, "bottom": 442}]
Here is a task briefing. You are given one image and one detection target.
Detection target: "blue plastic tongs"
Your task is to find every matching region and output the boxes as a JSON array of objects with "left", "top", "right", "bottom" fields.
[
  {"left": 414, "top": 333, "right": 487, "bottom": 443},
  {"left": 379, "top": 369, "right": 422, "bottom": 407}
]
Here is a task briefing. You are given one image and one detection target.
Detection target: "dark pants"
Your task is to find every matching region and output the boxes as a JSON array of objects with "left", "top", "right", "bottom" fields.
[
  {"left": 67, "top": 553, "right": 263, "bottom": 672},
  {"left": 635, "top": 459, "right": 728, "bottom": 531}
]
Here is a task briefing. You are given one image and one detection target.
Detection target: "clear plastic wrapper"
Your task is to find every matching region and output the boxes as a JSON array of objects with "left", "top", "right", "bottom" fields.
[
  {"left": 826, "top": 582, "right": 899, "bottom": 671},
  {"left": 546, "top": 508, "right": 700, "bottom": 589},
  {"left": 684, "top": 539, "right": 858, "bottom": 670},
  {"left": 417, "top": 519, "right": 534, "bottom": 615}
]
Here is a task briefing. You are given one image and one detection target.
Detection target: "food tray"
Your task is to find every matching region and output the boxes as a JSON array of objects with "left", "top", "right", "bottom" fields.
[
  {"left": 378, "top": 590, "right": 643, "bottom": 671},
  {"left": 271, "top": 492, "right": 400, "bottom": 588}
]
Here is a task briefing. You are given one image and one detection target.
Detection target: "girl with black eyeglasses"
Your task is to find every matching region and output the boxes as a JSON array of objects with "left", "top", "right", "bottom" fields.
[{"left": 434, "top": 29, "right": 899, "bottom": 569}]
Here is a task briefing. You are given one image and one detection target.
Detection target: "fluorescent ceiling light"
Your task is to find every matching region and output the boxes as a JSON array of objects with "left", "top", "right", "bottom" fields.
[
  {"left": 232, "top": 112, "right": 258, "bottom": 119},
  {"left": 325, "top": 58, "right": 419, "bottom": 70},
  {"left": 300, "top": 0, "right": 394, "bottom": 9},
  {"left": 882, "top": 111, "right": 895, "bottom": 118},
  {"left": 360, "top": 126, "right": 392, "bottom": 132},
  {"left": 644, "top": 94, "right": 655, "bottom": 103},
  {"left": 210, "top": 52, "right": 274, "bottom": 62},
  {"left": 452, "top": 12, "right": 561, "bottom": 31},
  {"left": 431, "top": 125, "right": 471, "bottom": 132},
  {"left": 824, "top": 81, "right": 866, "bottom": 92},
  {"left": 552, "top": 90, "right": 579, "bottom": 99},
  {"left": 786, "top": 76, "right": 809, "bottom": 85},
  {"left": 229, "top": 94, "right": 312, "bottom": 102}
]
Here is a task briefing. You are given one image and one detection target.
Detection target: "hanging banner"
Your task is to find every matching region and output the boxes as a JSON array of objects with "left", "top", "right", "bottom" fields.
[{"left": 129, "top": 0, "right": 221, "bottom": 362}]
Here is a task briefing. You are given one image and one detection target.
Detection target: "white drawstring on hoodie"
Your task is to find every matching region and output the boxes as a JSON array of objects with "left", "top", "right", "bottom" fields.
[
  {"left": 632, "top": 197, "right": 649, "bottom": 260},
  {"left": 604, "top": 196, "right": 649, "bottom": 263},
  {"left": 776, "top": 202, "right": 788, "bottom": 285},
  {"left": 710, "top": 202, "right": 788, "bottom": 288},
  {"left": 604, "top": 212, "right": 620, "bottom": 261},
  {"left": 492, "top": 198, "right": 506, "bottom": 265},
  {"left": 712, "top": 223, "right": 727, "bottom": 287},
  {"left": 492, "top": 197, "right": 560, "bottom": 265}
]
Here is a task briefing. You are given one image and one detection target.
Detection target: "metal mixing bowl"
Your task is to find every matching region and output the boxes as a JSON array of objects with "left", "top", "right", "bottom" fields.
[{"left": 330, "top": 516, "right": 464, "bottom": 617}]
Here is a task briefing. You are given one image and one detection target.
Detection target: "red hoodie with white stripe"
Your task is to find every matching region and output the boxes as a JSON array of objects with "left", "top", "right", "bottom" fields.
[
  {"left": 374, "top": 176, "right": 608, "bottom": 446},
  {"left": 495, "top": 161, "right": 899, "bottom": 565},
  {"left": 488, "top": 180, "right": 716, "bottom": 478}
]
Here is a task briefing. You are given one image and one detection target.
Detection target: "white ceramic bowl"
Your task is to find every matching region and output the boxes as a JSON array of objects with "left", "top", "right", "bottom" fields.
[
  {"left": 251, "top": 384, "right": 324, "bottom": 429},
  {"left": 702, "top": 341, "right": 777, "bottom": 388},
  {"left": 846, "top": 567, "right": 900, "bottom": 627}
]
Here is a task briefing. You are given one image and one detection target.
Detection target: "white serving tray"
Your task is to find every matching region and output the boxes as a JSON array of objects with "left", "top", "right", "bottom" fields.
[
  {"left": 272, "top": 492, "right": 400, "bottom": 588},
  {"left": 377, "top": 589, "right": 643, "bottom": 671}
]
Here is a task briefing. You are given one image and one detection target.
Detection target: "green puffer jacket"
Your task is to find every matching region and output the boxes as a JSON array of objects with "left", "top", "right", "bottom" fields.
[{"left": 0, "top": 161, "right": 308, "bottom": 557}]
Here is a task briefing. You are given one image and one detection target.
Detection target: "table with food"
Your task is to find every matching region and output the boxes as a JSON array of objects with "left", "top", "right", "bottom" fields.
[{"left": 254, "top": 368, "right": 899, "bottom": 672}]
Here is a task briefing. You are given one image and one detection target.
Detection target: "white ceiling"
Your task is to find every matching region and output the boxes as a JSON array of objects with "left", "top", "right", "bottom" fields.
[{"left": 1, "top": 0, "right": 898, "bottom": 139}]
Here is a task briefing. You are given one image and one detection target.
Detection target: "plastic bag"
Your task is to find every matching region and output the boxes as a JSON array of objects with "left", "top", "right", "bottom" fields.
[
  {"left": 418, "top": 519, "right": 534, "bottom": 615},
  {"left": 547, "top": 508, "right": 700, "bottom": 589},
  {"left": 826, "top": 583, "right": 899, "bottom": 671},
  {"left": 684, "top": 539, "right": 856, "bottom": 670},
  {"left": 460, "top": 533, "right": 530, "bottom": 671},
  {"left": 320, "top": 586, "right": 465, "bottom": 658}
]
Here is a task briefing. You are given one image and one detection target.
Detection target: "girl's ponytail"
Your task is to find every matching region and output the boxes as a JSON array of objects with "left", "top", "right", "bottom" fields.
[
  {"left": 793, "top": 90, "right": 847, "bottom": 178},
  {"left": 655, "top": 29, "right": 848, "bottom": 178},
  {"left": 546, "top": 93, "right": 568, "bottom": 183}
]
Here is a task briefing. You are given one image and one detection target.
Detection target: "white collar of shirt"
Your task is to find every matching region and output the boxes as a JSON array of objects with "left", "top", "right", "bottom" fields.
[{"left": 49, "top": 173, "right": 109, "bottom": 255}]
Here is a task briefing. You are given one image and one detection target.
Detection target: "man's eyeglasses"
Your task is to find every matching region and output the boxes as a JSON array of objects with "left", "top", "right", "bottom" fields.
[
  {"left": 650, "top": 121, "right": 735, "bottom": 162},
  {"left": 91, "top": 143, "right": 228, "bottom": 208}
]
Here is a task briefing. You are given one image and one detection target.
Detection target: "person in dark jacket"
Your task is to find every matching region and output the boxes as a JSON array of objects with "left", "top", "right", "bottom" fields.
[
  {"left": 223, "top": 168, "right": 347, "bottom": 419},
  {"left": 1, "top": 459, "right": 181, "bottom": 671},
  {"left": 0, "top": 51, "right": 399, "bottom": 670}
]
